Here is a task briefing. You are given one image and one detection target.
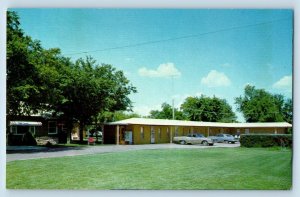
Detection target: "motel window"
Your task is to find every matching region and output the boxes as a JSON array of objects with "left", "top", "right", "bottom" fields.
[
  {"left": 158, "top": 128, "right": 161, "bottom": 139},
  {"left": 48, "top": 121, "right": 58, "bottom": 134},
  {"left": 140, "top": 127, "right": 144, "bottom": 140},
  {"left": 167, "top": 128, "right": 170, "bottom": 138},
  {"left": 245, "top": 128, "right": 250, "bottom": 134}
]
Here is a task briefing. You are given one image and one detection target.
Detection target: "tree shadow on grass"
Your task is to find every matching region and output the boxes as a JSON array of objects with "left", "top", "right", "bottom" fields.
[{"left": 6, "top": 145, "right": 87, "bottom": 154}]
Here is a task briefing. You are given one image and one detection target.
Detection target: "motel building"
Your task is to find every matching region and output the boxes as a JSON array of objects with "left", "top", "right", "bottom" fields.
[{"left": 103, "top": 118, "right": 292, "bottom": 145}]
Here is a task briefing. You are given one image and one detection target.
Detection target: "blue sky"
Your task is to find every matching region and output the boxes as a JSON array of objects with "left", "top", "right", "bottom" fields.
[{"left": 11, "top": 9, "right": 293, "bottom": 122}]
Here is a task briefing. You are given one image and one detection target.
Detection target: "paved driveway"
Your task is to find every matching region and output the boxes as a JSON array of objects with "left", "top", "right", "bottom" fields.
[{"left": 6, "top": 143, "right": 240, "bottom": 162}]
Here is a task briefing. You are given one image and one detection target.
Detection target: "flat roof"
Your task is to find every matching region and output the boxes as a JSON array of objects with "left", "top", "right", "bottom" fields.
[
  {"left": 107, "top": 118, "right": 292, "bottom": 128},
  {"left": 10, "top": 121, "right": 42, "bottom": 126}
]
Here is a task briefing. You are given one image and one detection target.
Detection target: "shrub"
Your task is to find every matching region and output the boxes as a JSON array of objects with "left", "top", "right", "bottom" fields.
[
  {"left": 240, "top": 134, "right": 292, "bottom": 148},
  {"left": 7, "top": 132, "right": 37, "bottom": 146},
  {"left": 22, "top": 131, "right": 37, "bottom": 146},
  {"left": 7, "top": 133, "right": 23, "bottom": 145}
]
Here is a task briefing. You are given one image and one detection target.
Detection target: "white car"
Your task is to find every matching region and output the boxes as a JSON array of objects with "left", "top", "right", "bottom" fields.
[{"left": 173, "top": 133, "right": 214, "bottom": 146}]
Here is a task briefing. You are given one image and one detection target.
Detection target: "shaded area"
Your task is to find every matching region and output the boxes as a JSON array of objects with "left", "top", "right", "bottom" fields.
[{"left": 6, "top": 145, "right": 85, "bottom": 154}]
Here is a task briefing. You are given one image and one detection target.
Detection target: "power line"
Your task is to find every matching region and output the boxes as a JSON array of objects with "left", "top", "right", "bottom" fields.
[
  {"left": 63, "top": 17, "right": 290, "bottom": 56},
  {"left": 185, "top": 109, "right": 282, "bottom": 116}
]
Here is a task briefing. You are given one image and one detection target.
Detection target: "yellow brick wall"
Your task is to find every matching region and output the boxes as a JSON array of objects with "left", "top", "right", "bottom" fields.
[
  {"left": 233, "top": 127, "right": 286, "bottom": 134},
  {"left": 132, "top": 125, "right": 173, "bottom": 144},
  {"left": 249, "top": 127, "right": 285, "bottom": 134},
  {"left": 132, "top": 125, "right": 149, "bottom": 144},
  {"left": 110, "top": 124, "right": 288, "bottom": 145}
]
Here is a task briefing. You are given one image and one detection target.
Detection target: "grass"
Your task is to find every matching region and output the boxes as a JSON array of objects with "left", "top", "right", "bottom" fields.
[{"left": 6, "top": 147, "right": 292, "bottom": 190}]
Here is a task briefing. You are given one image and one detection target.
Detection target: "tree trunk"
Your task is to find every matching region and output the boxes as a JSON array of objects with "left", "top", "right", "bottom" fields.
[
  {"left": 66, "top": 118, "right": 73, "bottom": 144},
  {"left": 79, "top": 123, "right": 85, "bottom": 143}
]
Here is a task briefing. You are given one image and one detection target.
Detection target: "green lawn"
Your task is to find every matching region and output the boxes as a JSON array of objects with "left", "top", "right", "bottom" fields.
[{"left": 6, "top": 147, "right": 292, "bottom": 190}]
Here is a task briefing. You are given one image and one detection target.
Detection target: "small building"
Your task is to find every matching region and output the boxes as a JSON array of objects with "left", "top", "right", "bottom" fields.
[
  {"left": 7, "top": 115, "right": 98, "bottom": 145},
  {"left": 6, "top": 115, "right": 68, "bottom": 145},
  {"left": 103, "top": 118, "right": 292, "bottom": 145}
]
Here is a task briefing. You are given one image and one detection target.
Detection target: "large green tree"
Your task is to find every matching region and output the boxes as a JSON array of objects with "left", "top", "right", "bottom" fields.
[
  {"left": 149, "top": 102, "right": 186, "bottom": 120},
  {"left": 7, "top": 11, "right": 70, "bottom": 115},
  {"left": 181, "top": 96, "right": 237, "bottom": 122},
  {"left": 235, "top": 85, "right": 292, "bottom": 123},
  {"left": 7, "top": 11, "right": 137, "bottom": 142},
  {"left": 283, "top": 98, "right": 293, "bottom": 124},
  {"left": 55, "top": 57, "right": 137, "bottom": 141},
  {"left": 7, "top": 11, "right": 41, "bottom": 115},
  {"left": 98, "top": 111, "right": 141, "bottom": 123}
]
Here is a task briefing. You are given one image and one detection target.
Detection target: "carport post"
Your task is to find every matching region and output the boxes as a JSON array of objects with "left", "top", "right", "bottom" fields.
[
  {"left": 116, "top": 125, "right": 120, "bottom": 145},
  {"left": 101, "top": 125, "right": 104, "bottom": 144},
  {"left": 274, "top": 128, "right": 278, "bottom": 134},
  {"left": 170, "top": 126, "right": 173, "bottom": 143}
]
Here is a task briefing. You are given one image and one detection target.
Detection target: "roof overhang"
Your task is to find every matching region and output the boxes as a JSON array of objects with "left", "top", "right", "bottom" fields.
[
  {"left": 10, "top": 121, "right": 42, "bottom": 126},
  {"left": 105, "top": 118, "right": 292, "bottom": 128}
]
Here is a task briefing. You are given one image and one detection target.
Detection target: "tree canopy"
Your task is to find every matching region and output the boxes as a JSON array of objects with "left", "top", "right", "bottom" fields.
[
  {"left": 56, "top": 57, "right": 136, "bottom": 135},
  {"left": 148, "top": 96, "right": 236, "bottom": 122},
  {"left": 7, "top": 11, "right": 137, "bottom": 141},
  {"left": 235, "top": 85, "right": 292, "bottom": 123},
  {"left": 180, "top": 96, "right": 237, "bottom": 122},
  {"left": 149, "top": 102, "right": 185, "bottom": 120},
  {"left": 98, "top": 111, "right": 141, "bottom": 123},
  {"left": 7, "top": 11, "right": 43, "bottom": 115}
]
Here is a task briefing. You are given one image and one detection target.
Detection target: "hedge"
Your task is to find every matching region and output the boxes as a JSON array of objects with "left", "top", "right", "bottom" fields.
[
  {"left": 240, "top": 134, "right": 292, "bottom": 148},
  {"left": 7, "top": 132, "right": 37, "bottom": 146}
]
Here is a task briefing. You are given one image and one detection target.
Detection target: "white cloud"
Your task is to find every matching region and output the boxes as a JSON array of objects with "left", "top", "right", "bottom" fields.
[
  {"left": 201, "top": 70, "right": 231, "bottom": 87},
  {"left": 138, "top": 63, "right": 181, "bottom": 78},
  {"left": 273, "top": 75, "right": 292, "bottom": 90}
]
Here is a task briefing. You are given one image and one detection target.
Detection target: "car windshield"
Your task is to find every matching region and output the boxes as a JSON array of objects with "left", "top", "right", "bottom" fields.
[
  {"left": 195, "top": 134, "right": 204, "bottom": 137},
  {"left": 226, "top": 134, "right": 233, "bottom": 137}
]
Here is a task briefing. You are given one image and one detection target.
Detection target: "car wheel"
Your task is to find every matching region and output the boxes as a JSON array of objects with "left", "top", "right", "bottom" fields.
[
  {"left": 180, "top": 140, "right": 186, "bottom": 145},
  {"left": 202, "top": 141, "right": 208, "bottom": 146}
]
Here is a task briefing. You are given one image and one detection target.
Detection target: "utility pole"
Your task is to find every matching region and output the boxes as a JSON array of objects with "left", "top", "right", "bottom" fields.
[
  {"left": 172, "top": 99, "right": 175, "bottom": 120},
  {"left": 171, "top": 75, "right": 175, "bottom": 144},
  {"left": 171, "top": 75, "right": 175, "bottom": 120}
]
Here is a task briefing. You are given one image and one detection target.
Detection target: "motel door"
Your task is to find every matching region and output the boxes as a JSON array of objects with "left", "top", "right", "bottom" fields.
[
  {"left": 125, "top": 131, "right": 133, "bottom": 145},
  {"left": 151, "top": 127, "right": 155, "bottom": 144}
]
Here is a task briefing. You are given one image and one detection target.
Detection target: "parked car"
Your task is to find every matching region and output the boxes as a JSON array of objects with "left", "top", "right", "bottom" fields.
[
  {"left": 173, "top": 133, "right": 214, "bottom": 146},
  {"left": 208, "top": 134, "right": 238, "bottom": 144}
]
